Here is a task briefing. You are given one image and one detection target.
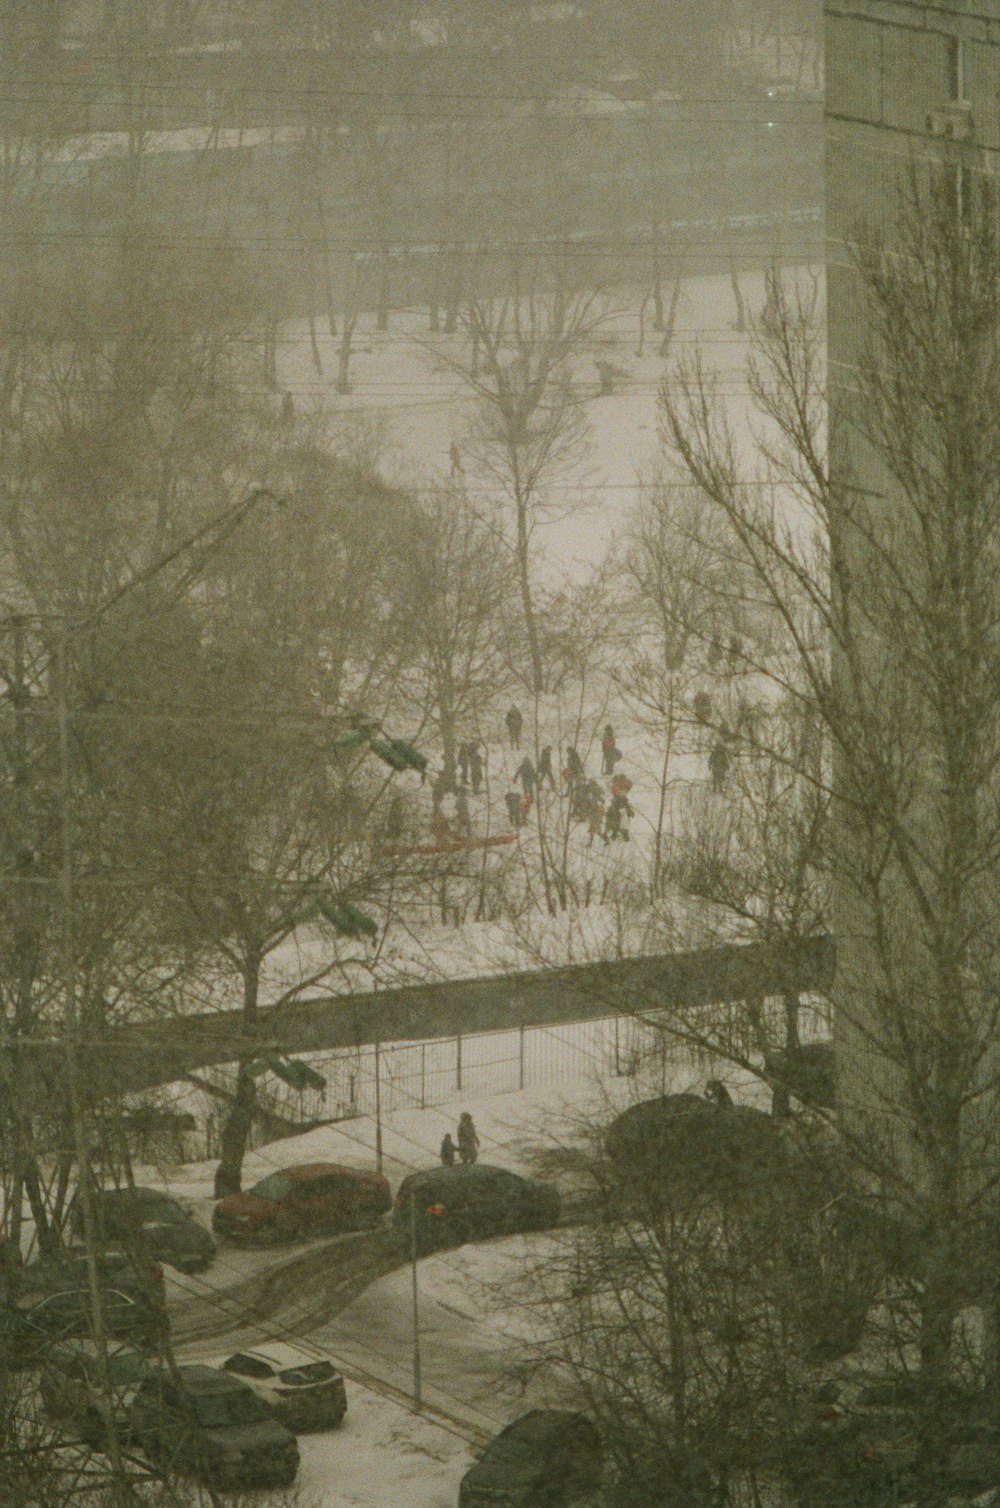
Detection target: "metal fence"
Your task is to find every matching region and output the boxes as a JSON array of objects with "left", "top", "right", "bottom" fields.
[{"left": 183, "top": 994, "right": 831, "bottom": 1159}]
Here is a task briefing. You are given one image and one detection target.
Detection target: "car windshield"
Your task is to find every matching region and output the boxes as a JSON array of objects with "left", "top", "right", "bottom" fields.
[
  {"left": 191, "top": 1391, "right": 272, "bottom": 1429},
  {"left": 247, "top": 1174, "right": 292, "bottom": 1202}
]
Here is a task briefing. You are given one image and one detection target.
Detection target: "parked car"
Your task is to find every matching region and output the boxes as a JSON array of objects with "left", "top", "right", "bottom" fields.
[
  {"left": 764, "top": 1040, "right": 836, "bottom": 1110},
  {"left": 0, "top": 1282, "right": 164, "bottom": 1367},
  {"left": 69, "top": 1186, "right": 216, "bottom": 1274},
  {"left": 129, "top": 1364, "right": 299, "bottom": 1488},
  {"left": 787, "top": 1373, "right": 998, "bottom": 1505},
  {"left": 459, "top": 1409, "right": 602, "bottom": 1507},
  {"left": 393, "top": 1165, "right": 561, "bottom": 1254},
  {"left": 214, "top": 1342, "right": 346, "bottom": 1432},
  {"left": 39, "top": 1339, "right": 159, "bottom": 1443},
  {"left": 605, "top": 1091, "right": 785, "bottom": 1202},
  {"left": 22, "top": 1247, "right": 166, "bottom": 1307},
  {"left": 213, "top": 1163, "right": 391, "bottom": 1246}
]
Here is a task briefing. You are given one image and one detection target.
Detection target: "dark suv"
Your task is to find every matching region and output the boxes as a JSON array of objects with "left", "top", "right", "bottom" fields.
[
  {"left": 129, "top": 1364, "right": 299, "bottom": 1488},
  {"left": 0, "top": 1282, "right": 164, "bottom": 1367},
  {"left": 459, "top": 1410, "right": 602, "bottom": 1507},
  {"left": 39, "top": 1339, "right": 158, "bottom": 1443},
  {"left": 393, "top": 1165, "right": 561, "bottom": 1254},
  {"left": 213, "top": 1163, "right": 391, "bottom": 1246},
  {"left": 70, "top": 1186, "right": 216, "bottom": 1275}
]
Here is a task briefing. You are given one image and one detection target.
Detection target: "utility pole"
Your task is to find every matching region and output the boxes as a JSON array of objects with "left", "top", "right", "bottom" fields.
[
  {"left": 374, "top": 1039, "right": 383, "bottom": 1173},
  {"left": 410, "top": 1195, "right": 422, "bottom": 1411}
]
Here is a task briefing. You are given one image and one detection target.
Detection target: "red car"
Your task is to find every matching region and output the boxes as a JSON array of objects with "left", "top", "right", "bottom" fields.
[{"left": 213, "top": 1163, "right": 391, "bottom": 1246}]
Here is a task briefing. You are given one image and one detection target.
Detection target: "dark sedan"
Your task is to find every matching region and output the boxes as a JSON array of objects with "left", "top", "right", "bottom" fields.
[
  {"left": 393, "top": 1165, "right": 560, "bottom": 1254},
  {"left": 129, "top": 1364, "right": 299, "bottom": 1488},
  {"left": 459, "top": 1409, "right": 602, "bottom": 1507},
  {"left": 70, "top": 1186, "right": 216, "bottom": 1274}
]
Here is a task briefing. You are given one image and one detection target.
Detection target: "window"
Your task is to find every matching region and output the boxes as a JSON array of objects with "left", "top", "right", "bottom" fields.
[
  {"left": 280, "top": 1361, "right": 336, "bottom": 1385},
  {"left": 223, "top": 1354, "right": 274, "bottom": 1381},
  {"left": 248, "top": 1173, "right": 293, "bottom": 1202},
  {"left": 191, "top": 1390, "right": 271, "bottom": 1429},
  {"left": 296, "top": 1176, "right": 342, "bottom": 1200}
]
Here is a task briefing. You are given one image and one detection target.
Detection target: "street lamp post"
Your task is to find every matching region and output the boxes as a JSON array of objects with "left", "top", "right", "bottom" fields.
[{"left": 410, "top": 1195, "right": 422, "bottom": 1412}]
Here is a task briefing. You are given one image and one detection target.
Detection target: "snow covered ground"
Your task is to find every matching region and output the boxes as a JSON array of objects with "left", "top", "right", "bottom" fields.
[
  {"left": 157, "top": 1062, "right": 764, "bottom": 1505},
  {"left": 39, "top": 269, "right": 825, "bottom": 1504}
]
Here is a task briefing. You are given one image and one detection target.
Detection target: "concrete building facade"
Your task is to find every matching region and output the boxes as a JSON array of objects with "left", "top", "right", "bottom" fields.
[{"left": 825, "top": 0, "right": 1000, "bottom": 1226}]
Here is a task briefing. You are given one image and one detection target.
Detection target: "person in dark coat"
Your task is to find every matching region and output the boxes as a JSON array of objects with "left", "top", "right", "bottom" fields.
[
  {"left": 431, "top": 768, "right": 450, "bottom": 809},
  {"left": 457, "top": 741, "right": 473, "bottom": 786},
  {"left": 565, "top": 746, "right": 585, "bottom": 780},
  {"left": 504, "top": 790, "right": 524, "bottom": 829},
  {"left": 693, "top": 689, "right": 713, "bottom": 725},
  {"left": 709, "top": 738, "right": 730, "bottom": 792},
  {"left": 537, "top": 745, "right": 555, "bottom": 790},
  {"left": 601, "top": 723, "right": 619, "bottom": 776},
  {"left": 440, "top": 1133, "right": 457, "bottom": 1166},
  {"left": 586, "top": 781, "right": 606, "bottom": 847},
  {"left": 505, "top": 706, "right": 523, "bottom": 749},
  {"left": 515, "top": 756, "right": 536, "bottom": 797},
  {"left": 457, "top": 1112, "right": 480, "bottom": 1165},
  {"left": 469, "top": 744, "right": 484, "bottom": 795},
  {"left": 605, "top": 791, "right": 634, "bottom": 841},
  {"left": 455, "top": 785, "right": 472, "bottom": 840}
]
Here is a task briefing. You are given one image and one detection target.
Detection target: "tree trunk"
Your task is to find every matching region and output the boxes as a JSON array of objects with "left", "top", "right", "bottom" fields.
[
  {"left": 213, "top": 961, "right": 260, "bottom": 1199},
  {"left": 438, "top": 673, "right": 457, "bottom": 791},
  {"left": 337, "top": 309, "right": 356, "bottom": 396},
  {"left": 659, "top": 274, "right": 682, "bottom": 357},
  {"left": 308, "top": 314, "right": 323, "bottom": 375},
  {"left": 376, "top": 247, "right": 390, "bottom": 332},
  {"left": 516, "top": 497, "right": 544, "bottom": 694},
  {"left": 729, "top": 255, "right": 746, "bottom": 333}
]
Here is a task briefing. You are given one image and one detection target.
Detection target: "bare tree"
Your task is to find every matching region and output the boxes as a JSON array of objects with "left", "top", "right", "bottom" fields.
[
  {"left": 400, "top": 485, "right": 509, "bottom": 791},
  {"left": 661, "top": 171, "right": 1000, "bottom": 1473},
  {"left": 438, "top": 275, "right": 605, "bottom": 693}
]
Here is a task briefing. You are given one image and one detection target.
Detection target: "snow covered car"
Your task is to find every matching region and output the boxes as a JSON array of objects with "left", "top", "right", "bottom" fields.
[
  {"left": 39, "top": 1340, "right": 159, "bottom": 1444},
  {"left": 129, "top": 1364, "right": 299, "bottom": 1489},
  {"left": 393, "top": 1165, "right": 561, "bottom": 1253},
  {"left": 214, "top": 1342, "right": 347, "bottom": 1432},
  {"left": 213, "top": 1163, "right": 392, "bottom": 1246},
  {"left": 605, "top": 1090, "right": 786, "bottom": 1201},
  {"left": 459, "top": 1409, "right": 602, "bottom": 1507},
  {"left": 69, "top": 1185, "right": 216, "bottom": 1275}
]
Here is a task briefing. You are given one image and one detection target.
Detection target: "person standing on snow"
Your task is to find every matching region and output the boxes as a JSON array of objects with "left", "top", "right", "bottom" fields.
[
  {"left": 455, "top": 785, "right": 472, "bottom": 840},
  {"left": 515, "top": 756, "right": 536, "bottom": 797},
  {"left": 458, "top": 741, "right": 473, "bottom": 786},
  {"left": 565, "top": 746, "right": 585, "bottom": 781},
  {"left": 504, "top": 790, "right": 524, "bottom": 829},
  {"left": 440, "top": 1133, "right": 457, "bottom": 1166},
  {"left": 605, "top": 791, "right": 634, "bottom": 842},
  {"left": 601, "top": 723, "right": 620, "bottom": 775},
  {"left": 586, "top": 781, "right": 606, "bottom": 847},
  {"left": 709, "top": 738, "right": 730, "bottom": 793},
  {"left": 505, "top": 706, "right": 523, "bottom": 750},
  {"left": 537, "top": 745, "right": 555, "bottom": 790},
  {"left": 457, "top": 1113, "right": 480, "bottom": 1165},
  {"left": 469, "top": 744, "right": 484, "bottom": 795}
]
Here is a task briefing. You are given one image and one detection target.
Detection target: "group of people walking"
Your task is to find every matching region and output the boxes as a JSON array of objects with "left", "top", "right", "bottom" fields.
[
  {"left": 440, "top": 1112, "right": 480, "bottom": 1167},
  {"left": 429, "top": 711, "right": 636, "bottom": 843}
]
